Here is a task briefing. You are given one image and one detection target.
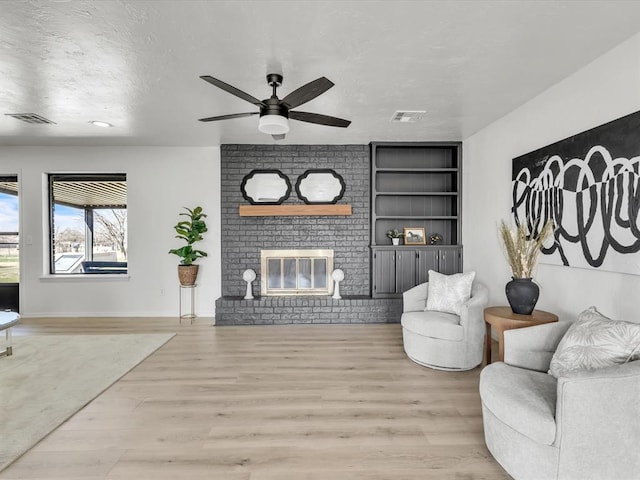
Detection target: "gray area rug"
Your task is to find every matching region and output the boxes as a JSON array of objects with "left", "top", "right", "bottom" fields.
[{"left": 0, "top": 333, "right": 174, "bottom": 471}]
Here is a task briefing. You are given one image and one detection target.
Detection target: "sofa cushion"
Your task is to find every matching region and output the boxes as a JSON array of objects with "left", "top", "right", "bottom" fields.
[
  {"left": 425, "top": 270, "right": 475, "bottom": 315},
  {"left": 401, "top": 311, "right": 463, "bottom": 341},
  {"left": 549, "top": 306, "right": 640, "bottom": 378},
  {"left": 480, "top": 362, "right": 557, "bottom": 445}
]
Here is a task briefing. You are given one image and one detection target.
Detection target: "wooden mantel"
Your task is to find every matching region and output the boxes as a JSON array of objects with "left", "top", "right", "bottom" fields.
[{"left": 239, "top": 204, "right": 352, "bottom": 217}]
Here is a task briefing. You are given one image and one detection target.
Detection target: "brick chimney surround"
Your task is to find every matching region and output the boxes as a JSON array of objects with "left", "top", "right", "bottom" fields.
[{"left": 215, "top": 144, "right": 402, "bottom": 325}]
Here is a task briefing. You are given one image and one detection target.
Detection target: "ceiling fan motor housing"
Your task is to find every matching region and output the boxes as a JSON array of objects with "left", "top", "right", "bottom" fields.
[
  {"left": 260, "top": 97, "right": 288, "bottom": 118},
  {"left": 261, "top": 74, "right": 288, "bottom": 118}
]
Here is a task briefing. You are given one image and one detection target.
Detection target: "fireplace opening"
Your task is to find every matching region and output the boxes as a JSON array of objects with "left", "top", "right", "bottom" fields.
[{"left": 261, "top": 249, "right": 334, "bottom": 296}]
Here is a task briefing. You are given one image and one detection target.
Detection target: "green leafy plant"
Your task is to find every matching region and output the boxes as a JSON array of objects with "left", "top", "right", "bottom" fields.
[
  {"left": 386, "top": 229, "right": 404, "bottom": 239},
  {"left": 499, "top": 219, "right": 554, "bottom": 278},
  {"left": 169, "top": 206, "right": 208, "bottom": 265}
]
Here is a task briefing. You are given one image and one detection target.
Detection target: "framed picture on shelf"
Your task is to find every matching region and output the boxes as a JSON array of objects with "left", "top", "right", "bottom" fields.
[{"left": 404, "top": 227, "right": 426, "bottom": 245}]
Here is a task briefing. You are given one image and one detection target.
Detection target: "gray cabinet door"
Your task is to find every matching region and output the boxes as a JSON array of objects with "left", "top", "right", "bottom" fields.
[
  {"left": 373, "top": 249, "right": 396, "bottom": 296},
  {"left": 416, "top": 249, "right": 438, "bottom": 284},
  {"left": 437, "top": 246, "right": 462, "bottom": 275},
  {"left": 395, "top": 249, "right": 417, "bottom": 294},
  {"left": 374, "top": 246, "right": 462, "bottom": 297}
]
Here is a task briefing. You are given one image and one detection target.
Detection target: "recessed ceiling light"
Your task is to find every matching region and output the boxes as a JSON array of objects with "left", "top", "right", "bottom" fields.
[{"left": 89, "top": 121, "right": 113, "bottom": 128}]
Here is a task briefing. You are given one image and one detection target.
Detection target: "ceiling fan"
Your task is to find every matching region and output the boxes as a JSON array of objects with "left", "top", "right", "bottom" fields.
[{"left": 198, "top": 73, "right": 351, "bottom": 140}]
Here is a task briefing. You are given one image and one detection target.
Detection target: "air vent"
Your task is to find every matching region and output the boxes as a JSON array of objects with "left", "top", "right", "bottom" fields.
[
  {"left": 390, "top": 110, "right": 426, "bottom": 123},
  {"left": 5, "top": 113, "right": 56, "bottom": 124}
]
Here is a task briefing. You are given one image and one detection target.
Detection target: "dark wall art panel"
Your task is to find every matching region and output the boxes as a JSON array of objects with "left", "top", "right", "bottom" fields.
[{"left": 512, "top": 110, "right": 640, "bottom": 275}]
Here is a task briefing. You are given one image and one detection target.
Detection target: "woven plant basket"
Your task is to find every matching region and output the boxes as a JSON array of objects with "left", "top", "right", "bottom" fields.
[{"left": 178, "top": 265, "right": 199, "bottom": 286}]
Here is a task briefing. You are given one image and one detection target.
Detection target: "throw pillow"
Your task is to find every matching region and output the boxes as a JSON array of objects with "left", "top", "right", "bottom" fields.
[
  {"left": 548, "top": 306, "right": 640, "bottom": 378},
  {"left": 425, "top": 270, "right": 475, "bottom": 316}
]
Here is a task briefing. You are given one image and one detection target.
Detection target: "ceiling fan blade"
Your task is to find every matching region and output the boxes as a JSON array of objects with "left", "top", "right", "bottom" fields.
[
  {"left": 198, "top": 112, "right": 259, "bottom": 122},
  {"left": 272, "top": 134, "right": 286, "bottom": 141},
  {"left": 281, "top": 77, "right": 334, "bottom": 109},
  {"left": 289, "top": 111, "right": 351, "bottom": 128},
  {"left": 200, "top": 76, "right": 266, "bottom": 107}
]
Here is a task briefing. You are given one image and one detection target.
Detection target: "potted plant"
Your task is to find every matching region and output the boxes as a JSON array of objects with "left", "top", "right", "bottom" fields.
[
  {"left": 499, "top": 219, "right": 554, "bottom": 314},
  {"left": 386, "top": 229, "right": 404, "bottom": 246},
  {"left": 169, "top": 206, "right": 208, "bottom": 286}
]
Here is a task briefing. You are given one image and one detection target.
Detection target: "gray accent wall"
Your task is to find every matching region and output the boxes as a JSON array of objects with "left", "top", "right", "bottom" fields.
[
  {"left": 220, "top": 144, "right": 370, "bottom": 297},
  {"left": 217, "top": 144, "right": 402, "bottom": 325}
]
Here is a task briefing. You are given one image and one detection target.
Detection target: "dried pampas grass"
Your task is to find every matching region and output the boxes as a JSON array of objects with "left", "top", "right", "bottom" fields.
[{"left": 499, "top": 219, "right": 554, "bottom": 278}]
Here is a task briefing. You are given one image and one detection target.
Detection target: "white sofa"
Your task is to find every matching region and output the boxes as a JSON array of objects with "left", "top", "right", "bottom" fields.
[{"left": 401, "top": 281, "right": 489, "bottom": 370}]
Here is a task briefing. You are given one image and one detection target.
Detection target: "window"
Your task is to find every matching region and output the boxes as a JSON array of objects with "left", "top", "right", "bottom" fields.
[
  {"left": 48, "top": 174, "right": 127, "bottom": 275},
  {"left": 0, "top": 176, "right": 19, "bottom": 283}
]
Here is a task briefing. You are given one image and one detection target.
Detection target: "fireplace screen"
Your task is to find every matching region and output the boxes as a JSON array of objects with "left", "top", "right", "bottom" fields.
[{"left": 261, "top": 249, "right": 334, "bottom": 296}]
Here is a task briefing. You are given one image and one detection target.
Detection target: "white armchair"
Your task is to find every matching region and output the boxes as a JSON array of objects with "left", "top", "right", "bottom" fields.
[
  {"left": 401, "top": 281, "right": 489, "bottom": 370},
  {"left": 480, "top": 322, "right": 640, "bottom": 480}
]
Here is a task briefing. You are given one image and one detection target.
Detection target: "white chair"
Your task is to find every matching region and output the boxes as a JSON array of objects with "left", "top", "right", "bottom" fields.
[
  {"left": 401, "top": 281, "right": 489, "bottom": 370},
  {"left": 480, "top": 321, "right": 640, "bottom": 480}
]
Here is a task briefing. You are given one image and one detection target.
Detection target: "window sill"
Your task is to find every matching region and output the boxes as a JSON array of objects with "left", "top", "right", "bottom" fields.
[{"left": 39, "top": 274, "right": 131, "bottom": 281}]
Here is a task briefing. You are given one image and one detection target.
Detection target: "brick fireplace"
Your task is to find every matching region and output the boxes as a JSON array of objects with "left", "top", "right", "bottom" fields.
[{"left": 214, "top": 144, "right": 402, "bottom": 325}]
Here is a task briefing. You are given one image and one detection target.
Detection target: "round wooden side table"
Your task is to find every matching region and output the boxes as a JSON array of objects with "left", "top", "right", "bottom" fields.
[{"left": 484, "top": 306, "right": 558, "bottom": 364}]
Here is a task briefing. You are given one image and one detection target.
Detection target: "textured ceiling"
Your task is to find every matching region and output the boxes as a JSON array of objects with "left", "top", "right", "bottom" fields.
[{"left": 1, "top": 0, "right": 640, "bottom": 146}]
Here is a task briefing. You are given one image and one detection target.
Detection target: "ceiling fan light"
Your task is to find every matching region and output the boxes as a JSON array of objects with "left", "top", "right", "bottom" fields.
[{"left": 258, "top": 114, "right": 290, "bottom": 135}]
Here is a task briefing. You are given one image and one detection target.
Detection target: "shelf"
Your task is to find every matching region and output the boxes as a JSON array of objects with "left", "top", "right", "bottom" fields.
[
  {"left": 239, "top": 204, "right": 352, "bottom": 217},
  {"left": 372, "top": 244, "right": 460, "bottom": 248},
  {"left": 376, "top": 191, "right": 458, "bottom": 196},
  {"left": 375, "top": 168, "right": 458, "bottom": 172},
  {"left": 375, "top": 215, "right": 458, "bottom": 220}
]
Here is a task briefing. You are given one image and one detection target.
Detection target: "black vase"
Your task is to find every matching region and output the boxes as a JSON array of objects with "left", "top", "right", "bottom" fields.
[{"left": 505, "top": 277, "right": 539, "bottom": 315}]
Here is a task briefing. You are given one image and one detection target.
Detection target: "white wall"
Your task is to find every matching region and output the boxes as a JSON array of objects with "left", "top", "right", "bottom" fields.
[
  {"left": 1, "top": 146, "right": 221, "bottom": 317},
  {"left": 463, "top": 33, "right": 640, "bottom": 321}
]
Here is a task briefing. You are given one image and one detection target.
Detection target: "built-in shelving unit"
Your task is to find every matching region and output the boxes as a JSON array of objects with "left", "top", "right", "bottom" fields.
[
  {"left": 371, "top": 142, "right": 461, "bottom": 246},
  {"left": 370, "top": 142, "right": 463, "bottom": 298}
]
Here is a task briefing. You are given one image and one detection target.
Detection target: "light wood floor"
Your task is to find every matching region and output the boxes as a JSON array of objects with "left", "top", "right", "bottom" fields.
[{"left": 2, "top": 318, "right": 509, "bottom": 479}]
